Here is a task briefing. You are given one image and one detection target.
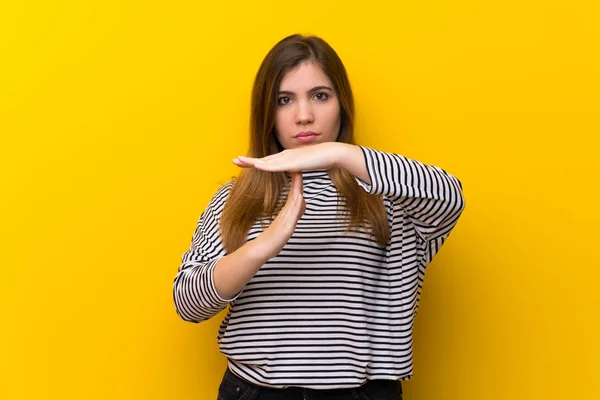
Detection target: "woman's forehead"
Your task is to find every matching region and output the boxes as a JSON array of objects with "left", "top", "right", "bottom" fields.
[{"left": 279, "top": 61, "right": 333, "bottom": 92}]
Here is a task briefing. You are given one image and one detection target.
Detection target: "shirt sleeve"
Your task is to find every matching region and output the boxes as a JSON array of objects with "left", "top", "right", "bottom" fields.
[
  {"left": 355, "top": 146, "right": 465, "bottom": 243},
  {"left": 172, "top": 183, "right": 238, "bottom": 323}
]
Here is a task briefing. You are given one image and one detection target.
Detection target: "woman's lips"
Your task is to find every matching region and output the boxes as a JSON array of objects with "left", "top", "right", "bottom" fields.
[
  {"left": 295, "top": 132, "right": 319, "bottom": 143},
  {"left": 296, "top": 134, "right": 319, "bottom": 143}
]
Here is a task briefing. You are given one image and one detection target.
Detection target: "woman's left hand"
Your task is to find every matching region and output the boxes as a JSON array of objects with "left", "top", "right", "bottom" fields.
[{"left": 233, "top": 142, "right": 347, "bottom": 172}]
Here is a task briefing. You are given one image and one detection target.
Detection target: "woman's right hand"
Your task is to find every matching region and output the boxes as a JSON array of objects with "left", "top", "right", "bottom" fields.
[
  {"left": 212, "top": 172, "right": 306, "bottom": 299},
  {"left": 257, "top": 172, "right": 306, "bottom": 259}
]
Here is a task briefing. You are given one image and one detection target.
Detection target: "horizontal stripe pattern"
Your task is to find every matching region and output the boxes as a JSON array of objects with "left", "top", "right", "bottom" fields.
[{"left": 173, "top": 146, "right": 465, "bottom": 389}]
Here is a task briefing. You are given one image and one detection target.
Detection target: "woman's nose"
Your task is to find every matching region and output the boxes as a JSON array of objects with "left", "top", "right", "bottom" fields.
[{"left": 295, "top": 101, "right": 314, "bottom": 124}]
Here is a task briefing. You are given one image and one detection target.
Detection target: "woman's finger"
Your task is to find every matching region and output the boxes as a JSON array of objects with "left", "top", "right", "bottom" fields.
[
  {"left": 236, "top": 155, "right": 262, "bottom": 166},
  {"left": 232, "top": 158, "right": 254, "bottom": 168},
  {"left": 255, "top": 161, "right": 286, "bottom": 171},
  {"left": 236, "top": 153, "right": 302, "bottom": 172},
  {"left": 290, "top": 172, "right": 305, "bottom": 218},
  {"left": 290, "top": 172, "right": 304, "bottom": 200},
  {"left": 260, "top": 154, "right": 279, "bottom": 162}
]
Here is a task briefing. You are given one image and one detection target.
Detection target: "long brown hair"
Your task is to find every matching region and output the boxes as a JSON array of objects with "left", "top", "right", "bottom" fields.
[{"left": 221, "top": 34, "right": 389, "bottom": 253}]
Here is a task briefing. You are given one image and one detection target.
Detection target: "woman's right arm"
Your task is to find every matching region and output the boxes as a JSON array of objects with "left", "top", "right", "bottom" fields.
[{"left": 173, "top": 173, "right": 305, "bottom": 323}]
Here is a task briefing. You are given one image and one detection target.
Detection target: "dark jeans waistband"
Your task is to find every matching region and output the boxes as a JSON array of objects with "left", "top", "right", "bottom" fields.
[{"left": 218, "top": 367, "right": 402, "bottom": 400}]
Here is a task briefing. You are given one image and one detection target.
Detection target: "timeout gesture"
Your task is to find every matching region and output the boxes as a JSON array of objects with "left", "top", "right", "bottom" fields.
[{"left": 232, "top": 142, "right": 341, "bottom": 172}]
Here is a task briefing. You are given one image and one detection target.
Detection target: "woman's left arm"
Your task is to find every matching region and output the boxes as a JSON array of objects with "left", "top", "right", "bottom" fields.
[
  {"left": 337, "top": 144, "right": 466, "bottom": 242},
  {"left": 234, "top": 142, "right": 465, "bottom": 242}
]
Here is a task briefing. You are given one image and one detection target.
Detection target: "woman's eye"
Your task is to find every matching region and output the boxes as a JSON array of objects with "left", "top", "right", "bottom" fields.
[
  {"left": 315, "top": 92, "right": 329, "bottom": 101},
  {"left": 278, "top": 97, "right": 291, "bottom": 105}
]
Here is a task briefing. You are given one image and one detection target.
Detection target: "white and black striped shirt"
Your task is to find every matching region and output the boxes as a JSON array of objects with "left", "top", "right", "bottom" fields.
[{"left": 173, "top": 146, "right": 465, "bottom": 389}]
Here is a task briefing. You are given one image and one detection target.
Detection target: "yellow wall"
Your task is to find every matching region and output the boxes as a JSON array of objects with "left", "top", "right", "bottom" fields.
[{"left": 1, "top": 1, "right": 598, "bottom": 399}]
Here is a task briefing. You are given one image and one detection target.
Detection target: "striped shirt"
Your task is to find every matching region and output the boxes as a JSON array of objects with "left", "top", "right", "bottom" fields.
[{"left": 173, "top": 146, "right": 465, "bottom": 389}]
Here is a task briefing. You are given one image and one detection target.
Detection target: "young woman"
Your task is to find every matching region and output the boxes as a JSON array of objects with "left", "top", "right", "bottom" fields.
[{"left": 173, "top": 34, "right": 465, "bottom": 400}]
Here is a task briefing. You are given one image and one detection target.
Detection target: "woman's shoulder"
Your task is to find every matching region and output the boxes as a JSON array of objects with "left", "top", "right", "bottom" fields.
[
  {"left": 208, "top": 179, "right": 233, "bottom": 202},
  {"left": 214, "top": 180, "right": 234, "bottom": 196},
  {"left": 203, "top": 180, "right": 234, "bottom": 215}
]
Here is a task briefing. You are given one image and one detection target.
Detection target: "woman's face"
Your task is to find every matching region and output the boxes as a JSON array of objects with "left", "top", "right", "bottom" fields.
[{"left": 274, "top": 61, "right": 341, "bottom": 150}]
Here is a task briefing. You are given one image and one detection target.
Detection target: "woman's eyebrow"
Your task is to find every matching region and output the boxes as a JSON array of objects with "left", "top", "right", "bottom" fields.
[{"left": 278, "top": 85, "right": 333, "bottom": 95}]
